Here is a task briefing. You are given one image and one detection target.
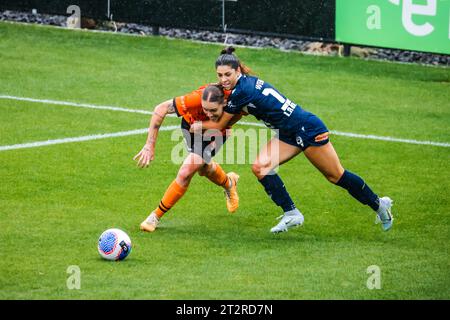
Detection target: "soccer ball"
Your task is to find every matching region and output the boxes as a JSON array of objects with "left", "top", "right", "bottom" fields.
[{"left": 98, "top": 228, "right": 132, "bottom": 261}]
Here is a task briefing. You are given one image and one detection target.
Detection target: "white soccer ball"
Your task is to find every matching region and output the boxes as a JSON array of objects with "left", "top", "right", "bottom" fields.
[{"left": 98, "top": 228, "right": 132, "bottom": 261}]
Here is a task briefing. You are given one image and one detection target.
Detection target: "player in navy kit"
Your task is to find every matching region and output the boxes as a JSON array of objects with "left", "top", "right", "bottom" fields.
[{"left": 192, "top": 47, "right": 394, "bottom": 233}]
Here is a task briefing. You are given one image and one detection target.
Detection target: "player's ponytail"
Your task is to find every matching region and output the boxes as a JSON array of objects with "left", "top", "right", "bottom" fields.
[
  {"left": 215, "top": 46, "right": 252, "bottom": 75},
  {"left": 220, "top": 47, "right": 236, "bottom": 55}
]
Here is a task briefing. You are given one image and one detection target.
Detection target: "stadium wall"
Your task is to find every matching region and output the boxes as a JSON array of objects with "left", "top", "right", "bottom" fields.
[
  {"left": 2, "top": 0, "right": 447, "bottom": 55},
  {"left": 0, "top": 0, "right": 335, "bottom": 41}
]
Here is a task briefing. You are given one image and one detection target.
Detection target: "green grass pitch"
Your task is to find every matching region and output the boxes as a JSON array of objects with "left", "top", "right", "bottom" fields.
[{"left": 0, "top": 22, "right": 449, "bottom": 299}]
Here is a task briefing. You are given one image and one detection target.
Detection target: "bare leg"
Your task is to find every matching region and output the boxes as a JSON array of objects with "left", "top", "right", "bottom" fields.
[
  {"left": 175, "top": 153, "right": 207, "bottom": 188},
  {"left": 304, "top": 142, "right": 381, "bottom": 213},
  {"left": 303, "top": 142, "right": 345, "bottom": 183},
  {"left": 252, "top": 137, "right": 302, "bottom": 179}
]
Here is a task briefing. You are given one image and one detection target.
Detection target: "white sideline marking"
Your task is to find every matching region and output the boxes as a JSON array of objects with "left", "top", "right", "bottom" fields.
[
  {"left": 0, "top": 95, "right": 449, "bottom": 150},
  {"left": 0, "top": 95, "right": 176, "bottom": 117},
  {"left": 1, "top": 123, "right": 449, "bottom": 152},
  {"left": 330, "top": 131, "right": 450, "bottom": 148},
  {"left": 0, "top": 126, "right": 179, "bottom": 151},
  {"left": 238, "top": 122, "right": 450, "bottom": 148}
]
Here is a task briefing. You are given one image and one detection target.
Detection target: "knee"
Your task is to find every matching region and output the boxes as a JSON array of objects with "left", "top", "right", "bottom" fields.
[
  {"left": 251, "top": 162, "right": 261, "bottom": 177},
  {"left": 199, "top": 163, "right": 215, "bottom": 177},
  {"left": 325, "top": 170, "right": 345, "bottom": 184},
  {"left": 252, "top": 160, "right": 271, "bottom": 179},
  {"left": 177, "top": 167, "right": 195, "bottom": 184},
  {"left": 197, "top": 165, "right": 207, "bottom": 176}
]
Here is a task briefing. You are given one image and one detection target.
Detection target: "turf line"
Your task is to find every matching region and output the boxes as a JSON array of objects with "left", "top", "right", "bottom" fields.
[
  {"left": 1, "top": 95, "right": 449, "bottom": 149},
  {"left": 0, "top": 95, "right": 176, "bottom": 117},
  {"left": 0, "top": 127, "right": 178, "bottom": 151}
]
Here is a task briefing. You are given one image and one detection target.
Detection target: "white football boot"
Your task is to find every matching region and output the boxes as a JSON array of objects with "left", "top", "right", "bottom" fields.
[
  {"left": 375, "top": 196, "right": 394, "bottom": 231},
  {"left": 270, "top": 209, "right": 304, "bottom": 233}
]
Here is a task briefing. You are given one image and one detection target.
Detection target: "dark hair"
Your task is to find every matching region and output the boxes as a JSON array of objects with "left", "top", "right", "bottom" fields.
[
  {"left": 215, "top": 46, "right": 252, "bottom": 75},
  {"left": 202, "top": 84, "right": 225, "bottom": 104}
]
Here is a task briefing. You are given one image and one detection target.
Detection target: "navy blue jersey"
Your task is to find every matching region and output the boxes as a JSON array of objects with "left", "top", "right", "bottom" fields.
[{"left": 225, "top": 75, "right": 309, "bottom": 132}]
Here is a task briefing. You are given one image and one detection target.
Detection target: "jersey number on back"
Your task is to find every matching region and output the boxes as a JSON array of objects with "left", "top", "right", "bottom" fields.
[{"left": 262, "top": 88, "right": 296, "bottom": 117}]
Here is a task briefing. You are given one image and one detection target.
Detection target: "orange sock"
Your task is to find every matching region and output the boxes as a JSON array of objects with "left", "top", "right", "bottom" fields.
[
  {"left": 154, "top": 180, "right": 188, "bottom": 218},
  {"left": 205, "top": 163, "right": 230, "bottom": 189}
]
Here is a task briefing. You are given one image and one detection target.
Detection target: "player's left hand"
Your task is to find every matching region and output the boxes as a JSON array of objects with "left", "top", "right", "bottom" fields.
[{"left": 133, "top": 145, "right": 154, "bottom": 168}]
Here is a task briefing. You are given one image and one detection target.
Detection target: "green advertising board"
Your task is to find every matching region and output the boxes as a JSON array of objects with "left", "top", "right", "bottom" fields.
[{"left": 336, "top": 0, "right": 450, "bottom": 54}]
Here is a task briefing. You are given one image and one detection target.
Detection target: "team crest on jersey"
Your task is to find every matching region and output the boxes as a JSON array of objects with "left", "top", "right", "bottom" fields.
[{"left": 296, "top": 135, "right": 304, "bottom": 147}]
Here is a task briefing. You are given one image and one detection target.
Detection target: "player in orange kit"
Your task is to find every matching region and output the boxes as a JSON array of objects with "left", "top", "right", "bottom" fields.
[{"left": 134, "top": 84, "right": 242, "bottom": 232}]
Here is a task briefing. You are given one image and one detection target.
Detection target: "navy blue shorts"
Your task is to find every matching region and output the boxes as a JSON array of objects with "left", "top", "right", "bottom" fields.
[{"left": 276, "top": 113, "right": 329, "bottom": 151}]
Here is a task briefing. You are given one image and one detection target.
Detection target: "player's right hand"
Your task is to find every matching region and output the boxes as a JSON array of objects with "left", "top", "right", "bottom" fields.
[
  {"left": 133, "top": 145, "right": 154, "bottom": 168},
  {"left": 190, "top": 121, "right": 203, "bottom": 134}
]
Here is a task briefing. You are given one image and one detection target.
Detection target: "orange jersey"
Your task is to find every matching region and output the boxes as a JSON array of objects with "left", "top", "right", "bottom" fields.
[{"left": 173, "top": 85, "right": 231, "bottom": 125}]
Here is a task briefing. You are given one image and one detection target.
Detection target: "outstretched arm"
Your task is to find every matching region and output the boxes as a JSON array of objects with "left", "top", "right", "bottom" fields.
[
  {"left": 133, "top": 99, "right": 175, "bottom": 168},
  {"left": 190, "top": 111, "right": 236, "bottom": 133}
]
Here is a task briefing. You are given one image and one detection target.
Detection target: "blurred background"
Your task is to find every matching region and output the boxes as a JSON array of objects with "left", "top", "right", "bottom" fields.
[{"left": 0, "top": 0, "right": 448, "bottom": 65}]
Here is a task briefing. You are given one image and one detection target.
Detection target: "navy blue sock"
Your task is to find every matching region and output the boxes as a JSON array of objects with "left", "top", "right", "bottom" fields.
[
  {"left": 259, "top": 174, "right": 296, "bottom": 212},
  {"left": 336, "top": 170, "right": 379, "bottom": 211}
]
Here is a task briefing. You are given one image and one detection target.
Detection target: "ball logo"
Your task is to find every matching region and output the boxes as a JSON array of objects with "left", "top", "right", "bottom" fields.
[{"left": 119, "top": 241, "right": 129, "bottom": 252}]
